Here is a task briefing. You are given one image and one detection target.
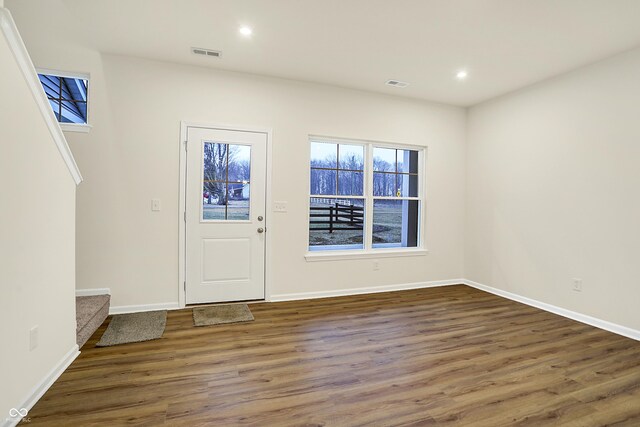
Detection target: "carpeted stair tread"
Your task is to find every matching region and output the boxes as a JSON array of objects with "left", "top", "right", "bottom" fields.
[{"left": 76, "top": 295, "right": 110, "bottom": 348}]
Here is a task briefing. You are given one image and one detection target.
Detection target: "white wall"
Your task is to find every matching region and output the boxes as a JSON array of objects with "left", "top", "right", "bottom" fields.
[
  {"left": 7, "top": 46, "right": 466, "bottom": 307},
  {"left": 466, "top": 47, "right": 640, "bottom": 331},
  {"left": 8, "top": 1, "right": 640, "bottom": 336},
  {"left": 6, "top": 0, "right": 640, "bottom": 338},
  {"left": 0, "top": 15, "right": 77, "bottom": 421}
]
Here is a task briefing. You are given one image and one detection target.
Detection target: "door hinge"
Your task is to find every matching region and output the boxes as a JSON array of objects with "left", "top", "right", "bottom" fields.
[
  {"left": 183, "top": 281, "right": 186, "bottom": 292},
  {"left": 184, "top": 212, "right": 186, "bottom": 222}
]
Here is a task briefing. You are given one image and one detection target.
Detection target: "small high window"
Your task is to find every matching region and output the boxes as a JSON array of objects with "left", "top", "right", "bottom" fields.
[{"left": 37, "top": 71, "right": 89, "bottom": 129}]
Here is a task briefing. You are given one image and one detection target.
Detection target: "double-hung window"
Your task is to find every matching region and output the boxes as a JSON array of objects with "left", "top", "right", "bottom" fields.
[{"left": 308, "top": 137, "right": 424, "bottom": 255}]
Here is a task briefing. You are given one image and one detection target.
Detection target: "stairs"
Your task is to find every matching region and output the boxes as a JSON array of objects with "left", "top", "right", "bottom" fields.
[{"left": 76, "top": 295, "right": 110, "bottom": 348}]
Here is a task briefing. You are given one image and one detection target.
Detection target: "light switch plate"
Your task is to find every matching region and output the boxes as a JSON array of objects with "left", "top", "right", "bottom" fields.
[
  {"left": 152, "top": 199, "right": 161, "bottom": 211},
  {"left": 273, "top": 201, "right": 288, "bottom": 213}
]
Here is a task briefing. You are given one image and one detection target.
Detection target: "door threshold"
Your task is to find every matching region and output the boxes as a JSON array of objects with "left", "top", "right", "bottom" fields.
[{"left": 186, "top": 299, "right": 266, "bottom": 308}]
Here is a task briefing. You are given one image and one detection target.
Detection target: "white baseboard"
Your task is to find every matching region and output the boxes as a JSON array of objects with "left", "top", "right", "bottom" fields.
[
  {"left": 272, "top": 277, "right": 639, "bottom": 341},
  {"left": 75, "top": 288, "right": 111, "bottom": 297},
  {"left": 109, "top": 302, "right": 181, "bottom": 315},
  {"left": 3, "top": 345, "right": 80, "bottom": 427},
  {"left": 463, "top": 279, "right": 640, "bottom": 341},
  {"left": 269, "top": 279, "right": 464, "bottom": 302}
]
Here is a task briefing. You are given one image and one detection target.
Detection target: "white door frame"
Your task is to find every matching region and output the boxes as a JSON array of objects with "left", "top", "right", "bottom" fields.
[{"left": 178, "top": 121, "right": 273, "bottom": 308}]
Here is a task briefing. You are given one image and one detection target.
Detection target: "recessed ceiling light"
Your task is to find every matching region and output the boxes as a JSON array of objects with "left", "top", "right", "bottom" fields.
[
  {"left": 455, "top": 70, "right": 468, "bottom": 80},
  {"left": 239, "top": 26, "right": 253, "bottom": 37}
]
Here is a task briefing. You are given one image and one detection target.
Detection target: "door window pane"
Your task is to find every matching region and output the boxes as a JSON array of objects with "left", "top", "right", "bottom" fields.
[
  {"left": 202, "top": 191, "right": 227, "bottom": 220},
  {"left": 228, "top": 145, "right": 251, "bottom": 182},
  {"left": 309, "top": 197, "right": 364, "bottom": 250},
  {"left": 372, "top": 199, "right": 419, "bottom": 248},
  {"left": 203, "top": 142, "right": 251, "bottom": 221},
  {"left": 203, "top": 143, "right": 227, "bottom": 182},
  {"left": 227, "top": 184, "right": 250, "bottom": 220}
]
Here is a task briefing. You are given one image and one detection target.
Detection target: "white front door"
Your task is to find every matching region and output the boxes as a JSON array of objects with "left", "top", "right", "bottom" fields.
[{"left": 185, "top": 126, "right": 267, "bottom": 304}]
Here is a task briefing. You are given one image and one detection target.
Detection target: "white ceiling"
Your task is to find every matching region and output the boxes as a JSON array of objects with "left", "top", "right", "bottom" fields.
[{"left": 7, "top": 0, "right": 640, "bottom": 106}]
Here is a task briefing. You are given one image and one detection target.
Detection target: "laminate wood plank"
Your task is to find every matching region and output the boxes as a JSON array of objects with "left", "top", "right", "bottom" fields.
[{"left": 25, "top": 285, "right": 640, "bottom": 426}]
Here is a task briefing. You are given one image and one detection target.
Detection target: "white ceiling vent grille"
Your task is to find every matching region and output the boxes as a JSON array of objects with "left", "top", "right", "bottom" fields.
[
  {"left": 385, "top": 79, "right": 409, "bottom": 88},
  {"left": 191, "top": 47, "right": 222, "bottom": 58}
]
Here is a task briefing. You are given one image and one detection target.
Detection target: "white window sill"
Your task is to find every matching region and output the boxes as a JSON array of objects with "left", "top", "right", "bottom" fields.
[
  {"left": 305, "top": 248, "right": 428, "bottom": 262},
  {"left": 60, "top": 123, "right": 92, "bottom": 133}
]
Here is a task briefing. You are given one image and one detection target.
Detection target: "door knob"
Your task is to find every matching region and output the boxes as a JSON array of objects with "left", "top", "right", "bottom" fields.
[
  {"left": 257, "top": 227, "right": 265, "bottom": 233},
  {"left": 257, "top": 216, "right": 264, "bottom": 221}
]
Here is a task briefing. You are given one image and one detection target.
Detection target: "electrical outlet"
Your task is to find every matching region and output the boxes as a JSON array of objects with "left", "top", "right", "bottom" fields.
[
  {"left": 30, "top": 325, "right": 38, "bottom": 351},
  {"left": 151, "top": 199, "right": 161, "bottom": 211},
  {"left": 572, "top": 278, "right": 583, "bottom": 292},
  {"left": 373, "top": 261, "right": 380, "bottom": 271},
  {"left": 273, "top": 201, "right": 288, "bottom": 213}
]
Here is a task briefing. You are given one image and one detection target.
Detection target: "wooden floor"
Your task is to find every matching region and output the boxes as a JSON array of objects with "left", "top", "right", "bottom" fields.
[{"left": 29, "top": 285, "right": 640, "bottom": 426}]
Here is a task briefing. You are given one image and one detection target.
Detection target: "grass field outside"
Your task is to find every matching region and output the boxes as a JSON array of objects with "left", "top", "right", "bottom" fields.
[
  {"left": 309, "top": 200, "right": 403, "bottom": 247},
  {"left": 201, "top": 199, "right": 407, "bottom": 246},
  {"left": 203, "top": 199, "right": 249, "bottom": 220}
]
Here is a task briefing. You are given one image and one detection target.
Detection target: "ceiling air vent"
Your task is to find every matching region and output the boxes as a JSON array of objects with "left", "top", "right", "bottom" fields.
[
  {"left": 191, "top": 47, "right": 222, "bottom": 58},
  {"left": 385, "top": 79, "right": 409, "bottom": 88}
]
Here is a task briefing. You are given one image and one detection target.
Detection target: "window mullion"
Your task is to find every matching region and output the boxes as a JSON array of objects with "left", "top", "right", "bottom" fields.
[
  {"left": 419, "top": 148, "right": 426, "bottom": 248},
  {"left": 364, "top": 143, "right": 374, "bottom": 250},
  {"left": 335, "top": 144, "right": 340, "bottom": 195}
]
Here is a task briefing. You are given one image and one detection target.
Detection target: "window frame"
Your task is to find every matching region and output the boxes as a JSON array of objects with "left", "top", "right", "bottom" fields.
[
  {"left": 200, "top": 140, "right": 253, "bottom": 223},
  {"left": 37, "top": 68, "right": 92, "bottom": 133},
  {"left": 306, "top": 136, "right": 428, "bottom": 261}
]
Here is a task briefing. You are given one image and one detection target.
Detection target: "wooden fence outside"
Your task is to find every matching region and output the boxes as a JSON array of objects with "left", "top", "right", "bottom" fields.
[{"left": 310, "top": 202, "right": 364, "bottom": 233}]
